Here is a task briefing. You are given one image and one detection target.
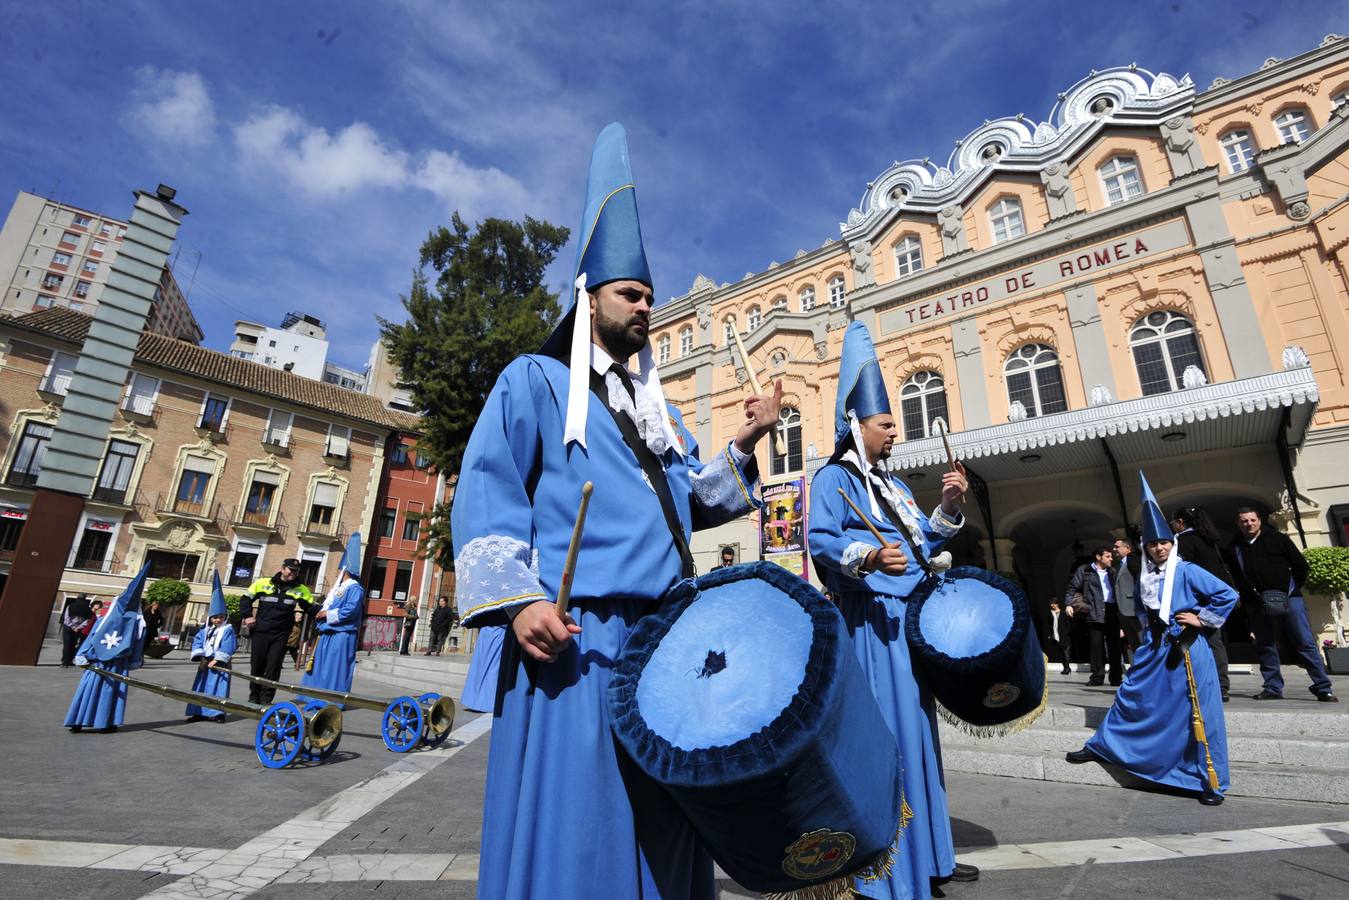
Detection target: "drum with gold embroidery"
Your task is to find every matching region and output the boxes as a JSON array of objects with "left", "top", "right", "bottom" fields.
[
  {"left": 608, "top": 562, "right": 903, "bottom": 898},
  {"left": 905, "top": 566, "right": 1048, "bottom": 736}
]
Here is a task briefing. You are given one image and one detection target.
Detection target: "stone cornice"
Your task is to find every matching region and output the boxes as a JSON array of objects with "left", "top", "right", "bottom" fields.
[{"left": 1193, "top": 35, "right": 1349, "bottom": 112}]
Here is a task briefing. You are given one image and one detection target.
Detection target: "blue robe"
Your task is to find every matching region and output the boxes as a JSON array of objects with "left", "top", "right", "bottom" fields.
[
  {"left": 460, "top": 624, "right": 504, "bottom": 713},
  {"left": 808, "top": 460, "right": 963, "bottom": 899},
  {"left": 64, "top": 612, "right": 146, "bottom": 730},
  {"left": 186, "top": 622, "right": 238, "bottom": 719},
  {"left": 453, "top": 354, "right": 759, "bottom": 900},
  {"left": 1085, "top": 559, "right": 1238, "bottom": 796},
  {"left": 301, "top": 579, "right": 364, "bottom": 698}
]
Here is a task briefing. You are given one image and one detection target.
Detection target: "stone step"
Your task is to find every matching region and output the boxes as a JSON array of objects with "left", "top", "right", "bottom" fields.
[
  {"left": 360, "top": 652, "right": 473, "bottom": 675},
  {"left": 1036, "top": 703, "right": 1349, "bottom": 738},
  {"left": 939, "top": 744, "right": 1349, "bottom": 803},
  {"left": 938, "top": 722, "right": 1349, "bottom": 768}
]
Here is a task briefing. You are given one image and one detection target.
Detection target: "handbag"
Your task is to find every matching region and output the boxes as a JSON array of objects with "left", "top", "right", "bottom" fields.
[
  {"left": 1259, "top": 589, "right": 1290, "bottom": 615},
  {"left": 1069, "top": 591, "right": 1090, "bottom": 617}
]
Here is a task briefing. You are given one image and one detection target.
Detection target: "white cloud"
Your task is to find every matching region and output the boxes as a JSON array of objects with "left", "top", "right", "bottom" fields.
[
  {"left": 414, "top": 150, "right": 530, "bottom": 217},
  {"left": 126, "top": 66, "right": 216, "bottom": 146}
]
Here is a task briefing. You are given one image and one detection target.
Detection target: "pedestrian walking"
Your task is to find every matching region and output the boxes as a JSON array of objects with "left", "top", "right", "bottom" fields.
[
  {"left": 399, "top": 604, "right": 418, "bottom": 655},
  {"left": 59, "top": 594, "right": 93, "bottom": 667},
  {"left": 426, "top": 596, "right": 452, "bottom": 655},
  {"left": 143, "top": 600, "right": 163, "bottom": 646},
  {"left": 1044, "top": 598, "right": 1074, "bottom": 674}
]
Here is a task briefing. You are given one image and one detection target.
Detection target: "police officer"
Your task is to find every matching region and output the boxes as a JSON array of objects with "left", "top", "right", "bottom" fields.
[{"left": 241, "top": 558, "right": 315, "bottom": 704}]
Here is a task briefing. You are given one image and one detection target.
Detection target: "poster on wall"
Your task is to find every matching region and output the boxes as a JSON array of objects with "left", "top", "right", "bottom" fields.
[{"left": 760, "top": 478, "right": 808, "bottom": 578}]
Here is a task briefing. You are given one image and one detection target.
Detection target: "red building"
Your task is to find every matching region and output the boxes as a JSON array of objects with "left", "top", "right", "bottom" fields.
[{"left": 362, "top": 432, "right": 449, "bottom": 644}]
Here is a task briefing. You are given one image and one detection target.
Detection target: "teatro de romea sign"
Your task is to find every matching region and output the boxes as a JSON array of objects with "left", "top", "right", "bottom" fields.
[{"left": 878, "top": 219, "right": 1191, "bottom": 334}]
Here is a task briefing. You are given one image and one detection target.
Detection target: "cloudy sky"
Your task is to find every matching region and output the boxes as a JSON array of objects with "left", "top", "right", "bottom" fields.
[{"left": 0, "top": 1, "right": 1342, "bottom": 370}]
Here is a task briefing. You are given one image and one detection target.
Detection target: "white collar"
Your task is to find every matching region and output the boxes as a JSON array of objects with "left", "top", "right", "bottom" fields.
[{"left": 590, "top": 342, "right": 621, "bottom": 377}]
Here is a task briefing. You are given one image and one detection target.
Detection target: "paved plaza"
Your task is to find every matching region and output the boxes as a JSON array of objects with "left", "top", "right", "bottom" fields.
[{"left": 3, "top": 649, "right": 1348, "bottom": 899}]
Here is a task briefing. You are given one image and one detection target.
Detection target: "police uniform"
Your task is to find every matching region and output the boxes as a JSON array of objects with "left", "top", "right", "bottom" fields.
[{"left": 241, "top": 560, "right": 315, "bottom": 704}]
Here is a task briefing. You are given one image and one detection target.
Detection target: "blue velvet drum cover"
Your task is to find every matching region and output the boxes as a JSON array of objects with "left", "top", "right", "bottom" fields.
[
  {"left": 608, "top": 562, "right": 904, "bottom": 898},
  {"left": 905, "top": 567, "right": 1048, "bottom": 735}
]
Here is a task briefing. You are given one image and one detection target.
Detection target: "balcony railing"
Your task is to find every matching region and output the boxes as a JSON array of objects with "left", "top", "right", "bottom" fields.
[
  {"left": 234, "top": 507, "right": 288, "bottom": 540},
  {"left": 71, "top": 551, "right": 120, "bottom": 574},
  {"left": 38, "top": 373, "right": 72, "bottom": 396},
  {"left": 121, "top": 393, "right": 157, "bottom": 418},
  {"left": 5, "top": 469, "right": 40, "bottom": 489},
  {"left": 300, "top": 517, "right": 345, "bottom": 540},
  {"left": 151, "top": 492, "right": 228, "bottom": 532}
]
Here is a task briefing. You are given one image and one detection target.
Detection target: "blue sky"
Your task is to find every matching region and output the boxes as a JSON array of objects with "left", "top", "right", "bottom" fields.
[{"left": 0, "top": 1, "right": 1343, "bottom": 370}]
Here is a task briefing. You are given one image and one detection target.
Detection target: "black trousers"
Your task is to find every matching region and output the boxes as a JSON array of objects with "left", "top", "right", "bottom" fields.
[
  {"left": 1120, "top": 611, "right": 1142, "bottom": 664},
  {"left": 1044, "top": 636, "right": 1071, "bottom": 672},
  {"left": 1088, "top": 605, "right": 1124, "bottom": 684},
  {"left": 61, "top": 626, "right": 81, "bottom": 666},
  {"left": 1205, "top": 626, "right": 1230, "bottom": 693},
  {"left": 249, "top": 629, "right": 289, "bottom": 704}
]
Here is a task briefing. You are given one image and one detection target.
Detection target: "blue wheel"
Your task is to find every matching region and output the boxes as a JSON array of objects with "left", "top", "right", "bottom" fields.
[
  {"left": 256, "top": 701, "right": 304, "bottom": 768},
  {"left": 300, "top": 700, "right": 343, "bottom": 761},
  {"left": 381, "top": 696, "right": 423, "bottom": 753},
  {"left": 419, "top": 692, "right": 454, "bottom": 748}
]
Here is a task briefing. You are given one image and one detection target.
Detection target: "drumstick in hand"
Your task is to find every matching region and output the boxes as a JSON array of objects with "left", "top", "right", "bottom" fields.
[
  {"left": 555, "top": 482, "right": 594, "bottom": 617},
  {"left": 727, "top": 318, "right": 787, "bottom": 456},
  {"left": 933, "top": 417, "right": 965, "bottom": 506},
  {"left": 837, "top": 488, "right": 893, "bottom": 549}
]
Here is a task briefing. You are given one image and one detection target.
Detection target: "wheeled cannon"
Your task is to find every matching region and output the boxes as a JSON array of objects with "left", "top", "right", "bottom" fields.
[
  {"left": 231, "top": 672, "right": 456, "bottom": 753},
  {"left": 83, "top": 666, "right": 344, "bottom": 768}
]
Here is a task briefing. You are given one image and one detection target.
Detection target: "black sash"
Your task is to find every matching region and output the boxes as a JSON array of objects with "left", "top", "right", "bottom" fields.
[
  {"left": 588, "top": 370, "right": 696, "bottom": 578},
  {"left": 837, "top": 460, "right": 933, "bottom": 576}
]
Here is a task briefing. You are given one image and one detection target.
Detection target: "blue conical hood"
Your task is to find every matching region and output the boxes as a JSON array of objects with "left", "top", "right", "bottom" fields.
[
  {"left": 1138, "top": 471, "right": 1172, "bottom": 545},
  {"left": 209, "top": 571, "right": 228, "bottom": 619},
  {"left": 540, "top": 123, "right": 653, "bottom": 356},
  {"left": 339, "top": 532, "right": 362, "bottom": 577},
  {"left": 834, "top": 321, "right": 892, "bottom": 442},
  {"left": 78, "top": 562, "right": 150, "bottom": 663}
]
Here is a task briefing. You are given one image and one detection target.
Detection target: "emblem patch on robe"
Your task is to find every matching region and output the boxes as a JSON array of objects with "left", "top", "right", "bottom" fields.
[
  {"left": 668, "top": 414, "right": 687, "bottom": 453},
  {"left": 782, "top": 828, "right": 856, "bottom": 880},
  {"left": 983, "top": 682, "right": 1021, "bottom": 708}
]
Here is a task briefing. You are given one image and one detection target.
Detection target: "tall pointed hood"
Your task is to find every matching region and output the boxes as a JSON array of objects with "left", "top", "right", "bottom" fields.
[
  {"left": 78, "top": 562, "right": 150, "bottom": 663},
  {"left": 544, "top": 123, "right": 681, "bottom": 455},
  {"left": 208, "top": 571, "right": 228, "bottom": 619},
  {"left": 1138, "top": 471, "right": 1172, "bottom": 545},
  {"left": 834, "top": 321, "right": 892, "bottom": 442},
  {"left": 339, "top": 532, "right": 362, "bottom": 577}
]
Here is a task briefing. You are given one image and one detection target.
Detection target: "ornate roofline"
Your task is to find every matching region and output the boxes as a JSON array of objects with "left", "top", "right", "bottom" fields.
[{"left": 842, "top": 66, "right": 1194, "bottom": 242}]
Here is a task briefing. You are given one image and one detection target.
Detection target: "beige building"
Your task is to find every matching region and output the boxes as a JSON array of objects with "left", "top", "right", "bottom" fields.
[
  {"left": 0, "top": 191, "right": 204, "bottom": 344},
  {"left": 0, "top": 308, "right": 419, "bottom": 630},
  {"left": 648, "top": 35, "right": 1349, "bottom": 642}
]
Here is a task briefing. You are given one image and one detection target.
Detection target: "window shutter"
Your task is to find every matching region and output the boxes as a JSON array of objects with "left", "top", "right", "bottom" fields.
[
  {"left": 313, "top": 482, "right": 339, "bottom": 508},
  {"left": 183, "top": 454, "right": 215, "bottom": 474}
]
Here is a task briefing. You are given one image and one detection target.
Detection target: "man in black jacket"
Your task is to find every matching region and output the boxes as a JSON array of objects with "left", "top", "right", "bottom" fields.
[
  {"left": 1065, "top": 546, "right": 1128, "bottom": 686},
  {"left": 241, "top": 559, "right": 316, "bottom": 704},
  {"left": 1229, "top": 508, "right": 1336, "bottom": 702}
]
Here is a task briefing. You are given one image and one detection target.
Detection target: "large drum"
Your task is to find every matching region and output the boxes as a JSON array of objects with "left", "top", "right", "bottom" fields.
[
  {"left": 905, "top": 566, "right": 1047, "bottom": 736},
  {"left": 609, "top": 562, "right": 903, "bottom": 897}
]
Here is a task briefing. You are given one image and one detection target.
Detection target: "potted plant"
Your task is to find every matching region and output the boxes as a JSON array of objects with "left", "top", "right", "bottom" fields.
[
  {"left": 143, "top": 577, "right": 193, "bottom": 658},
  {"left": 1304, "top": 546, "right": 1349, "bottom": 674}
]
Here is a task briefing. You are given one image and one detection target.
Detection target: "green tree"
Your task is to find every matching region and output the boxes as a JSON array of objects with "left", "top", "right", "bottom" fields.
[
  {"left": 380, "top": 213, "right": 570, "bottom": 568},
  {"left": 145, "top": 578, "right": 192, "bottom": 607},
  {"left": 1305, "top": 546, "right": 1349, "bottom": 646}
]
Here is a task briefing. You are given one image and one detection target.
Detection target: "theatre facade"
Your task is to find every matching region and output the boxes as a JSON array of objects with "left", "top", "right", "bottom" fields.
[{"left": 650, "top": 35, "right": 1349, "bottom": 639}]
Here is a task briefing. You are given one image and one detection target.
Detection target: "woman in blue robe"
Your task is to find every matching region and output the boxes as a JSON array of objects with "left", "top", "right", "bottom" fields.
[
  {"left": 808, "top": 322, "right": 972, "bottom": 900},
  {"left": 301, "top": 534, "right": 365, "bottom": 698},
  {"left": 1069, "top": 473, "right": 1238, "bottom": 805},
  {"left": 460, "top": 623, "right": 504, "bottom": 713},
  {"left": 187, "top": 576, "right": 237, "bottom": 720},
  {"left": 65, "top": 565, "right": 150, "bottom": 733}
]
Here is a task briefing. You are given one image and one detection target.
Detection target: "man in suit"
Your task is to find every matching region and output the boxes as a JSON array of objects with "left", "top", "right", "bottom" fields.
[
  {"left": 1112, "top": 537, "right": 1142, "bottom": 664},
  {"left": 1043, "top": 598, "right": 1073, "bottom": 674},
  {"left": 1065, "top": 546, "right": 1126, "bottom": 686}
]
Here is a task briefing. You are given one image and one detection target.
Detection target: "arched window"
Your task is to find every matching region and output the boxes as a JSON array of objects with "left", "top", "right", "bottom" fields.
[
  {"left": 1099, "top": 156, "right": 1143, "bottom": 204},
  {"left": 827, "top": 276, "right": 846, "bottom": 308},
  {"left": 1004, "top": 344, "right": 1068, "bottom": 418},
  {"left": 771, "top": 295, "right": 788, "bottom": 312},
  {"left": 899, "top": 370, "right": 949, "bottom": 441},
  {"left": 1219, "top": 129, "right": 1257, "bottom": 173},
  {"left": 657, "top": 334, "right": 671, "bottom": 364},
  {"left": 1129, "top": 310, "right": 1205, "bottom": 395},
  {"left": 1274, "top": 107, "right": 1311, "bottom": 145},
  {"left": 799, "top": 285, "right": 816, "bottom": 311},
  {"left": 989, "top": 197, "right": 1026, "bottom": 243},
  {"left": 894, "top": 235, "right": 923, "bottom": 278},
  {"left": 723, "top": 317, "right": 737, "bottom": 345},
  {"left": 679, "top": 325, "right": 693, "bottom": 357},
  {"left": 769, "top": 406, "right": 803, "bottom": 476},
  {"left": 746, "top": 305, "right": 762, "bottom": 332}
]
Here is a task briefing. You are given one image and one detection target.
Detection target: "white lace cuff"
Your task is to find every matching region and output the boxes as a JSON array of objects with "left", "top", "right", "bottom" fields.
[
  {"left": 690, "top": 446, "right": 759, "bottom": 524},
  {"left": 456, "top": 534, "right": 546, "bottom": 626},
  {"left": 842, "top": 541, "right": 874, "bottom": 579},
  {"left": 1196, "top": 605, "right": 1227, "bottom": 629},
  {"left": 928, "top": 505, "right": 963, "bottom": 538}
]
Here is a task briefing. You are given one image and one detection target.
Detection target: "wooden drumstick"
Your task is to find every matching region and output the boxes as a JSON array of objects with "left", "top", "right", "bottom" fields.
[
  {"left": 836, "top": 488, "right": 894, "bottom": 550},
  {"left": 555, "top": 482, "right": 594, "bottom": 616},
  {"left": 933, "top": 417, "right": 965, "bottom": 506},
  {"left": 727, "top": 318, "right": 787, "bottom": 456}
]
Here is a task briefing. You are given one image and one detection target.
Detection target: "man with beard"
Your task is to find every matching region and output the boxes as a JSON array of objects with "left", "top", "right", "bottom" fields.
[{"left": 451, "top": 123, "right": 779, "bottom": 899}]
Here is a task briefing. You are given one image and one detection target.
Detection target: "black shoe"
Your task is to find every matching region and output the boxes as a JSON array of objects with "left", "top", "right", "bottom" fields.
[
  {"left": 1061, "top": 668, "right": 1072, "bottom": 675},
  {"left": 1066, "top": 747, "right": 1096, "bottom": 764},
  {"left": 948, "top": 862, "right": 979, "bottom": 882},
  {"left": 1316, "top": 692, "right": 1340, "bottom": 703},
  {"left": 1087, "top": 678, "right": 1104, "bottom": 686},
  {"left": 1109, "top": 680, "right": 1122, "bottom": 687},
  {"left": 1199, "top": 793, "right": 1224, "bottom": 806},
  {"left": 69, "top": 725, "right": 82, "bottom": 734},
  {"left": 1252, "top": 690, "right": 1283, "bottom": 700},
  {"left": 1221, "top": 693, "right": 1230, "bottom": 703}
]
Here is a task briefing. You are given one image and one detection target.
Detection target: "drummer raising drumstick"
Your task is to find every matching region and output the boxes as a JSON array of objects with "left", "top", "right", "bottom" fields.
[{"left": 807, "top": 321, "right": 979, "bottom": 894}]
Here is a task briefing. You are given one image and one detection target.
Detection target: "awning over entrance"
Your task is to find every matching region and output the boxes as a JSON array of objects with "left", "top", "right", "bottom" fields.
[{"left": 883, "top": 364, "right": 1319, "bottom": 482}]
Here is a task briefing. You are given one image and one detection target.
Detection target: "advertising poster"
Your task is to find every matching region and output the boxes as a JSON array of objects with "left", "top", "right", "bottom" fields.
[{"left": 760, "top": 477, "right": 808, "bottom": 578}]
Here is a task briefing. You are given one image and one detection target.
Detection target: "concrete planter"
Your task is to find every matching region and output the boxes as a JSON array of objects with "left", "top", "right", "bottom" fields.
[{"left": 1324, "top": 646, "right": 1349, "bottom": 675}]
